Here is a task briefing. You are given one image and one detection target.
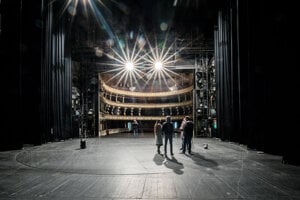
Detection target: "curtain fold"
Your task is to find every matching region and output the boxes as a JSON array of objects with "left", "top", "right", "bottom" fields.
[{"left": 41, "top": 1, "right": 72, "bottom": 141}]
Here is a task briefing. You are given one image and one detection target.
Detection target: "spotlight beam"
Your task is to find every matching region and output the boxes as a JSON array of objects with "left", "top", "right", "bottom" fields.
[{"left": 89, "top": 0, "right": 115, "bottom": 39}]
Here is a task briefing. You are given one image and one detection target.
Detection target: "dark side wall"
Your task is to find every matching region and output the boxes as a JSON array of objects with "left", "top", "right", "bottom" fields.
[
  {"left": 1, "top": 0, "right": 23, "bottom": 150},
  {"left": 1, "top": 0, "right": 43, "bottom": 150}
]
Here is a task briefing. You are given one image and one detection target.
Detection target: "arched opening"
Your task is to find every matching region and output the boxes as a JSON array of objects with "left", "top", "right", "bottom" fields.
[{"left": 2, "top": 0, "right": 299, "bottom": 165}]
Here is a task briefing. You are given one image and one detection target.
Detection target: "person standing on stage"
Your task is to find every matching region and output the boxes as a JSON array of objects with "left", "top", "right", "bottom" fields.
[
  {"left": 162, "top": 116, "right": 174, "bottom": 156},
  {"left": 154, "top": 120, "right": 163, "bottom": 154},
  {"left": 182, "top": 116, "right": 194, "bottom": 155},
  {"left": 132, "top": 119, "right": 139, "bottom": 137}
]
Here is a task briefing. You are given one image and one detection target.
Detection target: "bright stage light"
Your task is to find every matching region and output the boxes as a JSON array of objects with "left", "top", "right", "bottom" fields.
[
  {"left": 101, "top": 31, "right": 187, "bottom": 91},
  {"left": 154, "top": 61, "right": 163, "bottom": 71},
  {"left": 125, "top": 62, "right": 134, "bottom": 71}
]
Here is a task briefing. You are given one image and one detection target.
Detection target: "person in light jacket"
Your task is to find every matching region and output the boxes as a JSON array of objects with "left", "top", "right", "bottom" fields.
[
  {"left": 154, "top": 120, "right": 163, "bottom": 154},
  {"left": 179, "top": 116, "right": 187, "bottom": 151}
]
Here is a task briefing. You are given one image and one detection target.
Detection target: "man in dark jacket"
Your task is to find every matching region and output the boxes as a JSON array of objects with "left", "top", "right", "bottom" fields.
[
  {"left": 162, "top": 115, "right": 174, "bottom": 156},
  {"left": 182, "top": 116, "right": 194, "bottom": 155}
]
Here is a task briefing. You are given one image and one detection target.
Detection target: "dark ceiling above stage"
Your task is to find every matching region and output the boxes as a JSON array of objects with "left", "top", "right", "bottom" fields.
[
  {"left": 69, "top": 0, "right": 221, "bottom": 63},
  {"left": 70, "top": 0, "right": 221, "bottom": 35}
]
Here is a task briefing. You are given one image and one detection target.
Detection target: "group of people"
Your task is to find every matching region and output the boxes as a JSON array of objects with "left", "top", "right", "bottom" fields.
[{"left": 154, "top": 115, "right": 194, "bottom": 156}]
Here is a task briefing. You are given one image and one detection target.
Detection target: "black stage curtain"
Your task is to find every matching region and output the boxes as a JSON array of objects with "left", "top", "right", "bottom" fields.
[
  {"left": 215, "top": 0, "right": 299, "bottom": 165},
  {"left": 41, "top": 1, "right": 72, "bottom": 142}
]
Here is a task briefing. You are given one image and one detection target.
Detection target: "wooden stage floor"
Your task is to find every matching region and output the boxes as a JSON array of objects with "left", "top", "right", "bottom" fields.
[{"left": 0, "top": 136, "right": 299, "bottom": 199}]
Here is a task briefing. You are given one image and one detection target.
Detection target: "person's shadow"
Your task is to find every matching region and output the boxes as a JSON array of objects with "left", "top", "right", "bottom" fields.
[
  {"left": 153, "top": 153, "right": 164, "bottom": 166},
  {"left": 163, "top": 155, "right": 184, "bottom": 175},
  {"left": 187, "top": 152, "right": 219, "bottom": 170}
]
